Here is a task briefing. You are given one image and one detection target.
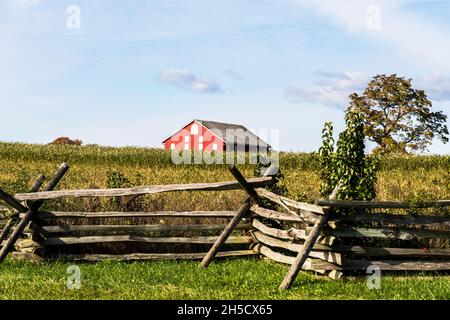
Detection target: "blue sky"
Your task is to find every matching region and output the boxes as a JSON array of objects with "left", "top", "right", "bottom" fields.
[{"left": 1, "top": 0, "right": 449, "bottom": 153}]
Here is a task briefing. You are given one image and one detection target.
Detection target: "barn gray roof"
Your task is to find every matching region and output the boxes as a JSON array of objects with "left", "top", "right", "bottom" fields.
[{"left": 196, "top": 119, "right": 272, "bottom": 150}]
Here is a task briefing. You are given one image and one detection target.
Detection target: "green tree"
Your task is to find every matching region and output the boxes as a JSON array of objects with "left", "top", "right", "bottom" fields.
[
  {"left": 348, "top": 74, "right": 448, "bottom": 154},
  {"left": 319, "top": 110, "right": 378, "bottom": 201}
]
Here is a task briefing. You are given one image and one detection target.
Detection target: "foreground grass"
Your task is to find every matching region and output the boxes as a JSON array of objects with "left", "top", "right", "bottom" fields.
[{"left": 0, "top": 258, "right": 448, "bottom": 300}]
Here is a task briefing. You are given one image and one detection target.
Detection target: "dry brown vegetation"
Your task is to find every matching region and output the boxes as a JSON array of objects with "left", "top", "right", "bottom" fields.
[{"left": 0, "top": 142, "right": 448, "bottom": 214}]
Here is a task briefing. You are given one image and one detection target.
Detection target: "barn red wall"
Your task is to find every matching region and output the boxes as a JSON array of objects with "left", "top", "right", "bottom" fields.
[{"left": 163, "top": 121, "right": 224, "bottom": 152}]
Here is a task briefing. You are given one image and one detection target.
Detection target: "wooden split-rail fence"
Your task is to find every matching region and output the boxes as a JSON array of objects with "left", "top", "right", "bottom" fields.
[{"left": 0, "top": 163, "right": 449, "bottom": 290}]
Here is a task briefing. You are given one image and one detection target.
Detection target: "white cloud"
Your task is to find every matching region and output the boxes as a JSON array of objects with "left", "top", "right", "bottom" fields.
[
  {"left": 9, "top": 0, "right": 44, "bottom": 7},
  {"left": 285, "top": 71, "right": 369, "bottom": 107},
  {"left": 160, "top": 69, "right": 222, "bottom": 93},
  {"left": 416, "top": 73, "right": 450, "bottom": 102},
  {"left": 293, "top": 0, "right": 450, "bottom": 73},
  {"left": 286, "top": 70, "right": 450, "bottom": 107}
]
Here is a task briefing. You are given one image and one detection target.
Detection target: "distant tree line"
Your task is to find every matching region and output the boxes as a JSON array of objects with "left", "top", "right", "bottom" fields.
[{"left": 49, "top": 137, "right": 82, "bottom": 145}]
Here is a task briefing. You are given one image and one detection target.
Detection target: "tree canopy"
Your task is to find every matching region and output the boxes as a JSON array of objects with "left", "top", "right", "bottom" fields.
[{"left": 347, "top": 74, "right": 448, "bottom": 154}]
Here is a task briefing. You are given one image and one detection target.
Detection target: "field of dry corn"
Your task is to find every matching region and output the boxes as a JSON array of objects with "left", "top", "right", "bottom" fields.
[{"left": 0, "top": 142, "right": 448, "bottom": 214}]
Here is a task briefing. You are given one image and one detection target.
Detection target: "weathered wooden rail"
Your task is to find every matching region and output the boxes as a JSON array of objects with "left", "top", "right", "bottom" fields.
[
  {"left": 0, "top": 163, "right": 273, "bottom": 263},
  {"left": 13, "top": 177, "right": 272, "bottom": 201},
  {"left": 248, "top": 187, "right": 450, "bottom": 288},
  {"left": 0, "top": 163, "right": 449, "bottom": 290}
]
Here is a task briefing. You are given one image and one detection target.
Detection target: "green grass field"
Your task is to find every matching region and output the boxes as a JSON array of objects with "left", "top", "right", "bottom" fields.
[{"left": 1, "top": 258, "right": 449, "bottom": 300}]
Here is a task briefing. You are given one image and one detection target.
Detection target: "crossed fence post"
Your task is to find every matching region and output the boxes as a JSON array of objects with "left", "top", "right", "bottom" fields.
[
  {"left": 278, "top": 183, "right": 341, "bottom": 290},
  {"left": 200, "top": 165, "right": 272, "bottom": 268},
  {"left": 0, "top": 163, "right": 69, "bottom": 264},
  {"left": 200, "top": 164, "right": 341, "bottom": 291},
  {"left": 0, "top": 174, "right": 46, "bottom": 245}
]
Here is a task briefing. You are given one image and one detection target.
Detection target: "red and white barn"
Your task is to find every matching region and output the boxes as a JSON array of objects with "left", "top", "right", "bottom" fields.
[{"left": 162, "top": 119, "right": 271, "bottom": 152}]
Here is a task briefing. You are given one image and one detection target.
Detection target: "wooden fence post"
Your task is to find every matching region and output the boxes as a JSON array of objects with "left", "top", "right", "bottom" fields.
[
  {"left": 0, "top": 174, "right": 45, "bottom": 246},
  {"left": 0, "top": 164, "right": 68, "bottom": 264},
  {"left": 25, "top": 174, "right": 46, "bottom": 208},
  {"left": 278, "top": 184, "right": 340, "bottom": 290},
  {"left": 0, "top": 190, "right": 28, "bottom": 212},
  {"left": 200, "top": 199, "right": 252, "bottom": 268},
  {"left": 0, "top": 219, "right": 14, "bottom": 246},
  {"left": 228, "top": 166, "right": 262, "bottom": 206},
  {"left": 200, "top": 166, "right": 263, "bottom": 268}
]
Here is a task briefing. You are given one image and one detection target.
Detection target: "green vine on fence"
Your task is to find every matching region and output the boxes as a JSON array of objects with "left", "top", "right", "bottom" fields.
[{"left": 319, "top": 110, "right": 379, "bottom": 201}]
